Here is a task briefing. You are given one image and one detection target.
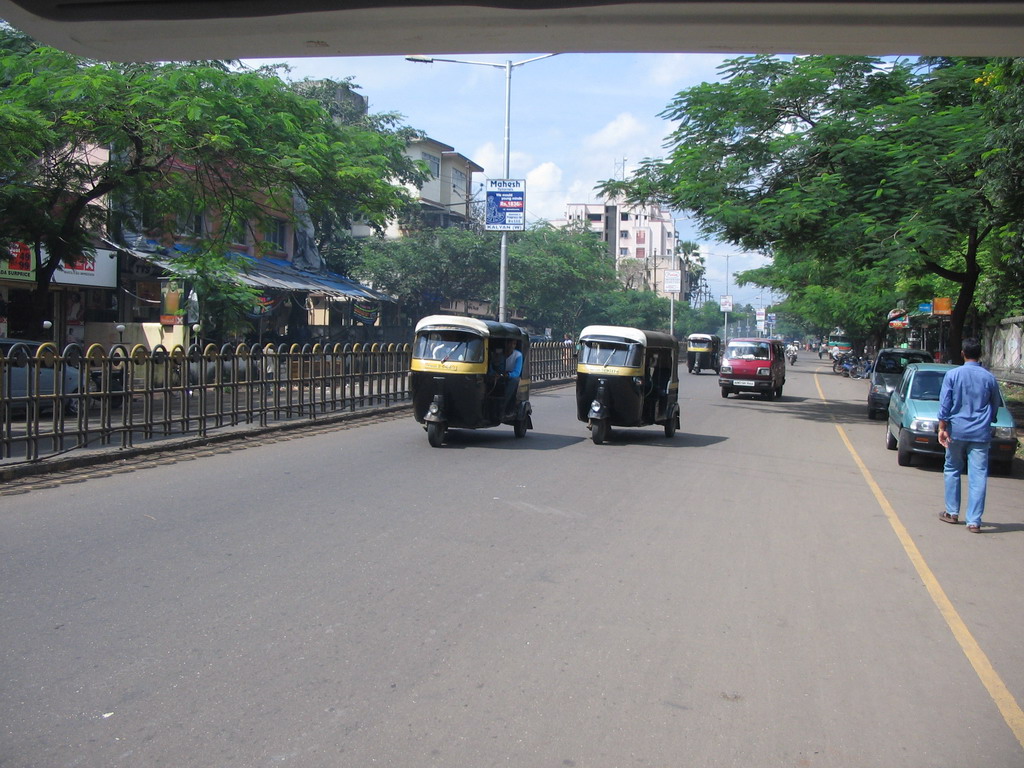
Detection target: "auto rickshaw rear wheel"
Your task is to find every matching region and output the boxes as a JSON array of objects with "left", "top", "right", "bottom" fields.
[
  {"left": 664, "top": 417, "right": 677, "bottom": 438},
  {"left": 591, "top": 419, "right": 609, "bottom": 445},
  {"left": 427, "top": 421, "right": 446, "bottom": 447},
  {"left": 513, "top": 415, "right": 528, "bottom": 438}
]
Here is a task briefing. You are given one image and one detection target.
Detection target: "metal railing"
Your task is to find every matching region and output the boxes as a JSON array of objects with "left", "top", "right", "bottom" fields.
[{"left": 2, "top": 340, "right": 576, "bottom": 465}]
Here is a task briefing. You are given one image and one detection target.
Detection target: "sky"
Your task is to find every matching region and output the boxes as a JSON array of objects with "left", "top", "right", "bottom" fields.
[{"left": 244, "top": 52, "right": 775, "bottom": 308}]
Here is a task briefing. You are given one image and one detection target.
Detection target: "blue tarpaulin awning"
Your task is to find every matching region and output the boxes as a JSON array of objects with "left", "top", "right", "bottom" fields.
[{"left": 109, "top": 240, "right": 391, "bottom": 302}]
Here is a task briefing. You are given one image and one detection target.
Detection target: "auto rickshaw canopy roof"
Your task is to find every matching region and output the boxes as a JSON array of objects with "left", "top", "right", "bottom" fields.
[
  {"left": 579, "top": 325, "right": 677, "bottom": 351},
  {"left": 415, "top": 315, "right": 528, "bottom": 342}
]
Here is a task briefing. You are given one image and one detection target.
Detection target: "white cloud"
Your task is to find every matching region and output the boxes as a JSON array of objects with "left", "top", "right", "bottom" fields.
[
  {"left": 582, "top": 112, "right": 649, "bottom": 152},
  {"left": 643, "top": 53, "right": 729, "bottom": 89},
  {"left": 524, "top": 162, "right": 564, "bottom": 222}
]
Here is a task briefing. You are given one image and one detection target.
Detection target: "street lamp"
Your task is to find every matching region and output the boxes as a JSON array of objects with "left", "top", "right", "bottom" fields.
[{"left": 406, "top": 53, "right": 557, "bottom": 323}]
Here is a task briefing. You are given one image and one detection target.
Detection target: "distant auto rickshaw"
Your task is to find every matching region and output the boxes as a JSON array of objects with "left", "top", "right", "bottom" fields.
[
  {"left": 686, "top": 333, "right": 721, "bottom": 374},
  {"left": 575, "top": 325, "right": 680, "bottom": 444},
  {"left": 410, "top": 315, "right": 533, "bottom": 447}
]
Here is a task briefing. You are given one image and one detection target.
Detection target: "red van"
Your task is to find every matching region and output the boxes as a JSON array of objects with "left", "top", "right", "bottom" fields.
[{"left": 719, "top": 338, "right": 787, "bottom": 400}]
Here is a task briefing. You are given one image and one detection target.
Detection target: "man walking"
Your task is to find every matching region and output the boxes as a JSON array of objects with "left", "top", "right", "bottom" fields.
[{"left": 937, "top": 338, "right": 1001, "bottom": 533}]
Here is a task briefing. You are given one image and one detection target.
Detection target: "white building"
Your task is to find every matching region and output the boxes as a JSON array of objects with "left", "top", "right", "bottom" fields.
[
  {"left": 561, "top": 197, "right": 679, "bottom": 296},
  {"left": 352, "top": 136, "right": 483, "bottom": 239}
]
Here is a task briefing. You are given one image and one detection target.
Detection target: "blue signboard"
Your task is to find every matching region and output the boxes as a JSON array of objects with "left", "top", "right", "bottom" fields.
[{"left": 485, "top": 179, "right": 526, "bottom": 231}]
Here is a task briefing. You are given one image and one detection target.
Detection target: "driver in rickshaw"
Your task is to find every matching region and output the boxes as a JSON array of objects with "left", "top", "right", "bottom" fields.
[{"left": 489, "top": 338, "right": 523, "bottom": 416}]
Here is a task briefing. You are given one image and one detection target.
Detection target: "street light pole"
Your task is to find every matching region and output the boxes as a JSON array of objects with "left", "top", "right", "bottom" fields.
[{"left": 407, "top": 54, "right": 556, "bottom": 323}]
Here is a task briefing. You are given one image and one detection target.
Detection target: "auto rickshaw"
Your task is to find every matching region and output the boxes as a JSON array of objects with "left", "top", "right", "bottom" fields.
[
  {"left": 686, "top": 333, "right": 721, "bottom": 374},
  {"left": 410, "top": 315, "right": 533, "bottom": 447},
  {"left": 575, "top": 325, "right": 680, "bottom": 444}
]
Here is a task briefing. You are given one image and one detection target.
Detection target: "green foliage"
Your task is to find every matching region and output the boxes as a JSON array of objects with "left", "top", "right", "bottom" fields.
[
  {"left": 578, "top": 289, "right": 671, "bottom": 332},
  {"left": 674, "top": 300, "right": 725, "bottom": 339},
  {"left": 599, "top": 54, "right": 1024, "bottom": 359},
  {"left": 0, "top": 31, "right": 421, "bottom": 339},
  {"left": 507, "top": 224, "right": 620, "bottom": 335},
  {"left": 353, "top": 228, "right": 500, "bottom": 322}
]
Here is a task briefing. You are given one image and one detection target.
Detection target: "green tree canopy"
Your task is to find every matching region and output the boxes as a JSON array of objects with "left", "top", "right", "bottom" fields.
[
  {"left": 507, "top": 224, "right": 620, "bottom": 336},
  {"left": 0, "top": 26, "right": 423, "bottom": 337},
  {"left": 599, "top": 55, "right": 1023, "bottom": 360},
  {"left": 353, "top": 227, "right": 500, "bottom": 322}
]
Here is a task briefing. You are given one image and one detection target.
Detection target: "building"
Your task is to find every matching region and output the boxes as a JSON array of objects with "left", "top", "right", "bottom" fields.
[
  {"left": 561, "top": 197, "right": 679, "bottom": 296},
  {"left": 353, "top": 136, "right": 484, "bottom": 240}
]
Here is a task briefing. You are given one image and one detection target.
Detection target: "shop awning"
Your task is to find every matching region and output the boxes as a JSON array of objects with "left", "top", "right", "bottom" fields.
[{"left": 108, "top": 240, "right": 392, "bottom": 302}]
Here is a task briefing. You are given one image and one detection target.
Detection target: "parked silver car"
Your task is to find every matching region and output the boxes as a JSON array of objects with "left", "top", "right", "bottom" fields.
[
  {"left": 0, "top": 338, "right": 88, "bottom": 416},
  {"left": 867, "top": 348, "right": 933, "bottom": 419}
]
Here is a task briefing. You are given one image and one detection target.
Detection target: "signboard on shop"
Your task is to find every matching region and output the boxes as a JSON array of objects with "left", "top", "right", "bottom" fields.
[{"left": 2, "top": 242, "right": 118, "bottom": 287}]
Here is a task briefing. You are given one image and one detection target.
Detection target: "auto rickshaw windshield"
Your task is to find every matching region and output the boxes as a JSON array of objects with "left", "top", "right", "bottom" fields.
[
  {"left": 413, "top": 331, "right": 484, "bottom": 363},
  {"left": 579, "top": 340, "right": 642, "bottom": 367}
]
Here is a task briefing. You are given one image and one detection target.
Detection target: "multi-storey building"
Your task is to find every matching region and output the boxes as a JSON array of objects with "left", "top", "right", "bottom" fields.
[
  {"left": 352, "top": 136, "right": 483, "bottom": 239},
  {"left": 562, "top": 197, "right": 679, "bottom": 296}
]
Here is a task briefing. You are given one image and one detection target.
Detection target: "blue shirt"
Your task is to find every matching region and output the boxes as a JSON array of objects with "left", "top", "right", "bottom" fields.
[
  {"left": 504, "top": 349, "right": 523, "bottom": 378},
  {"left": 937, "top": 361, "right": 1000, "bottom": 442}
]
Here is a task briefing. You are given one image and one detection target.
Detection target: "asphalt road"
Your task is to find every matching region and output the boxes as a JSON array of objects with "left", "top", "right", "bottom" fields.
[{"left": 2, "top": 358, "right": 1022, "bottom": 768}]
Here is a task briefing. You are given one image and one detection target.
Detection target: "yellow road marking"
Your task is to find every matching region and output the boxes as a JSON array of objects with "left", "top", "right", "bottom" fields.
[{"left": 815, "top": 371, "right": 1024, "bottom": 749}]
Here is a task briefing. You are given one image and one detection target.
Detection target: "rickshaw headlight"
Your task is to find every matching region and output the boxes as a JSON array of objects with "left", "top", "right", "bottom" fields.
[
  {"left": 632, "top": 376, "right": 643, "bottom": 388},
  {"left": 428, "top": 402, "right": 440, "bottom": 415},
  {"left": 590, "top": 399, "right": 602, "bottom": 412}
]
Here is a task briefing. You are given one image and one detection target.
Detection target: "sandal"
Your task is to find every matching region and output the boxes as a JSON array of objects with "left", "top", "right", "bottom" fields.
[
  {"left": 967, "top": 524, "right": 981, "bottom": 533},
  {"left": 939, "top": 512, "right": 960, "bottom": 524}
]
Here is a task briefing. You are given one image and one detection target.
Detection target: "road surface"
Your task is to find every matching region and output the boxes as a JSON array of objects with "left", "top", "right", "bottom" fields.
[{"left": 2, "top": 358, "right": 1022, "bottom": 767}]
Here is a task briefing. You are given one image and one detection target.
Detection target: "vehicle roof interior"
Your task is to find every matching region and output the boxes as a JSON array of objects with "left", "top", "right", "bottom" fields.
[{"left": 0, "top": 1, "right": 1021, "bottom": 61}]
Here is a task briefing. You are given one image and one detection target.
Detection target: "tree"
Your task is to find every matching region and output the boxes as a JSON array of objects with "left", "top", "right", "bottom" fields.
[
  {"left": 974, "top": 58, "right": 1024, "bottom": 319},
  {"left": 580, "top": 288, "right": 671, "bottom": 332},
  {"left": 0, "top": 29, "right": 422, "bottom": 338},
  {"left": 507, "top": 224, "right": 620, "bottom": 336},
  {"left": 599, "top": 55, "right": 1011, "bottom": 362},
  {"left": 287, "top": 75, "right": 427, "bottom": 277},
  {"left": 353, "top": 228, "right": 499, "bottom": 322}
]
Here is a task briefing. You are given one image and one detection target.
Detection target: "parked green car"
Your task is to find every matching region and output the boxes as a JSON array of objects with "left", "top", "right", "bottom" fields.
[{"left": 885, "top": 362, "right": 1018, "bottom": 474}]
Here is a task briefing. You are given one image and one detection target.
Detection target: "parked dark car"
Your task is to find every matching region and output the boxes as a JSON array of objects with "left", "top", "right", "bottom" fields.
[
  {"left": 0, "top": 338, "right": 89, "bottom": 416},
  {"left": 867, "top": 348, "right": 933, "bottom": 419},
  {"left": 885, "top": 362, "right": 1018, "bottom": 474}
]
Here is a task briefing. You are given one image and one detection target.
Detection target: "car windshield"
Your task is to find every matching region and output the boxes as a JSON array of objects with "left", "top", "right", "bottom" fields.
[
  {"left": 876, "top": 351, "right": 932, "bottom": 374},
  {"left": 579, "top": 341, "right": 641, "bottom": 367},
  {"left": 725, "top": 342, "right": 770, "bottom": 360},
  {"left": 910, "top": 370, "right": 946, "bottom": 400},
  {"left": 413, "top": 331, "right": 484, "bottom": 362}
]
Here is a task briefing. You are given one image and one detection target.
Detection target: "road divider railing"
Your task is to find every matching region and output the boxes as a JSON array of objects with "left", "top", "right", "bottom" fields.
[{"left": 2, "top": 339, "right": 578, "bottom": 465}]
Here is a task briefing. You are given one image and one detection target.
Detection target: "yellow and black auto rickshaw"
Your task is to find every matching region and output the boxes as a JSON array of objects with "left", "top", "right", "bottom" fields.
[
  {"left": 686, "top": 333, "right": 721, "bottom": 374},
  {"left": 410, "top": 315, "right": 532, "bottom": 447},
  {"left": 575, "top": 325, "right": 680, "bottom": 444}
]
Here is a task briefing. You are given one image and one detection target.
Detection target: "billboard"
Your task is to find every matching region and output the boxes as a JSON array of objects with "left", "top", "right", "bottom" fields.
[
  {"left": 664, "top": 269, "right": 681, "bottom": 292},
  {"left": 485, "top": 179, "right": 526, "bottom": 231}
]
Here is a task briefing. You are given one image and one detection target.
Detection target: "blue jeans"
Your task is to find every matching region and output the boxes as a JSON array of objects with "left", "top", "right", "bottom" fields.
[{"left": 943, "top": 439, "right": 990, "bottom": 527}]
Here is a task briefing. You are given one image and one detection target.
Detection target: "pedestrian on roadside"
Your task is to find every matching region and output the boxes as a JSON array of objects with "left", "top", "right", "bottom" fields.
[{"left": 937, "top": 337, "right": 1001, "bottom": 533}]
